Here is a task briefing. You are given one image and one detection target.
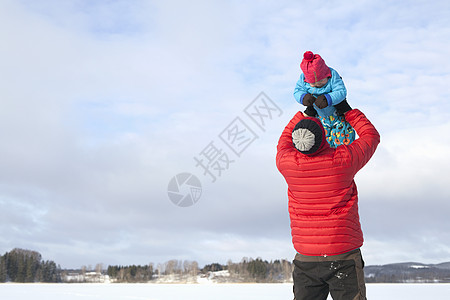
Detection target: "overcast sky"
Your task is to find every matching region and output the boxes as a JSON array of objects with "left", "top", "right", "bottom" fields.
[{"left": 1, "top": 0, "right": 449, "bottom": 269}]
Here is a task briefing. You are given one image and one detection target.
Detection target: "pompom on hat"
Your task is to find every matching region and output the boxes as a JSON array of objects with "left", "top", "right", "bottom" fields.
[
  {"left": 292, "top": 117, "right": 326, "bottom": 155},
  {"left": 300, "top": 51, "right": 331, "bottom": 84}
]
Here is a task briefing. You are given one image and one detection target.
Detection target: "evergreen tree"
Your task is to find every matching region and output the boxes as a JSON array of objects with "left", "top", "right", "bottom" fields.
[
  {"left": 0, "top": 254, "right": 7, "bottom": 282},
  {"left": 247, "top": 258, "right": 267, "bottom": 282},
  {"left": 106, "top": 264, "right": 154, "bottom": 283},
  {"left": 202, "top": 263, "right": 224, "bottom": 273},
  {"left": 1, "top": 248, "right": 60, "bottom": 283}
]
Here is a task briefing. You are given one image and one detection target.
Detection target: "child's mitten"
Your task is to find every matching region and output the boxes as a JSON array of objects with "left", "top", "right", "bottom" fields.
[
  {"left": 302, "top": 93, "right": 316, "bottom": 106},
  {"left": 315, "top": 95, "right": 328, "bottom": 109}
]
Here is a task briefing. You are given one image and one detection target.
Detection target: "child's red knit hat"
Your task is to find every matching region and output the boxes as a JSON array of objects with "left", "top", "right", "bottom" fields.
[{"left": 300, "top": 51, "right": 331, "bottom": 84}]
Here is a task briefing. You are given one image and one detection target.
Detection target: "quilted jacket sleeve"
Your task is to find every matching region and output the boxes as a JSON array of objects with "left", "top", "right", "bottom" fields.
[
  {"left": 276, "top": 111, "right": 305, "bottom": 173},
  {"left": 293, "top": 74, "right": 307, "bottom": 105},
  {"left": 336, "top": 109, "right": 380, "bottom": 173},
  {"left": 325, "top": 68, "right": 347, "bottom": 106}
]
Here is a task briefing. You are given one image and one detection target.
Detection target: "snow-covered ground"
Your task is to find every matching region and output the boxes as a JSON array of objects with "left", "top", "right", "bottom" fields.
[{"left": 1, "top": 283, "right": 449, "bottom": 300}]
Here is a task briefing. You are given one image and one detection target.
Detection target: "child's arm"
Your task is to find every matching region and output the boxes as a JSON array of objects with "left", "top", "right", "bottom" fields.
[
  {"left": 293, "top": 74, "right": 311, "bottom": 105},
  {"left": 327, "top": 69, "right": 347, "bottom": 104},
  {"left": 315, "top": 68, "right": 347, "bottom": 108}
]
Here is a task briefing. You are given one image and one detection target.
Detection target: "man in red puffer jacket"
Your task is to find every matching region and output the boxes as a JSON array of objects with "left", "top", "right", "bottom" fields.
[{"left": 276, "top": 103, "right": 380, "bottom": 300}]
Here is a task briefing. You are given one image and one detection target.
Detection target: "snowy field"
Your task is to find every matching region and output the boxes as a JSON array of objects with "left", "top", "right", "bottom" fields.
[{"left": 1, "top": 283, "right": 450, "bottom": 300}]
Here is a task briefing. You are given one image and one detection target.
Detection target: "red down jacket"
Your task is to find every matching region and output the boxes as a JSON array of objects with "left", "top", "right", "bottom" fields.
[{"left": 276, "top": 109, "right": 380, "bottom": 256}]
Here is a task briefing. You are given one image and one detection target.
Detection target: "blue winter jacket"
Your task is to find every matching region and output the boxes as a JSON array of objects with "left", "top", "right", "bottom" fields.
[{"left": 293, "top": 68, "right": 347, "bottom": 118}]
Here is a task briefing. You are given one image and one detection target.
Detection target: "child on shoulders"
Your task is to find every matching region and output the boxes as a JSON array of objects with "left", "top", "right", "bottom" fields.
[{"left": 294, "top": 51, "right": 354, "bottom": 147}]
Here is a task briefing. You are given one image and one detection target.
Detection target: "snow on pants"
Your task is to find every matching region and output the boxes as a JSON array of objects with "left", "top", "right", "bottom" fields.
[
  {"left": 318, "top": 114, "right": 355, "bottom": 148},
  {"left": 292, "top": 248, "right": 366, "bottom": 300}
]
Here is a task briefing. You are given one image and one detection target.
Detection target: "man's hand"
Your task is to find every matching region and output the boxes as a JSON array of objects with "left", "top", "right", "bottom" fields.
[
  {"left": 304, "top": 106, "right": 317, "bottom": 117},
  {"left": 335, "top": 99, "right": 352, "bottom": 116}
]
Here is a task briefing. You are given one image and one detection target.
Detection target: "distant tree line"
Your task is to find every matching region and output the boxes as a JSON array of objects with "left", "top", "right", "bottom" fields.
[
  {"left": 364, "top": 263, "right": 450, "bottom": 283},
  {"left": 107, "top": 260, "right": 200, "bottom": 283},
  {"left": 0, "top": 248, "right": 293, "bottom": 284},
  {"left": 226, "top": 257, "right": 293, "bottom": 283},
  {"left": 107, "top": 264, "right": 154, "bottom": 282},
  {"left": 8, "top": 248, "right": 450, "bottom": 284},
  {"left": 105, "top": 258, "right": 293, "bottom": 283},
  {"left": 0, "top": 248, "right": 61, "bottom": 283}
]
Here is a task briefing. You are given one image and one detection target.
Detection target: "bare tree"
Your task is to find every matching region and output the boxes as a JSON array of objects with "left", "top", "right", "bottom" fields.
[
  {"left": 81, "top": 265, "right": 87, "bottom": 276},
  {"left": 95, "top": 263, "right": 103, "bottom": 274}
]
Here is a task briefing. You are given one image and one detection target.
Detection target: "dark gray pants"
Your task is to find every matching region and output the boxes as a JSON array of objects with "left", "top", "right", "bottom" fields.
[{"left": 293, "top": 248, "right": 366, "bottom": 300}]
